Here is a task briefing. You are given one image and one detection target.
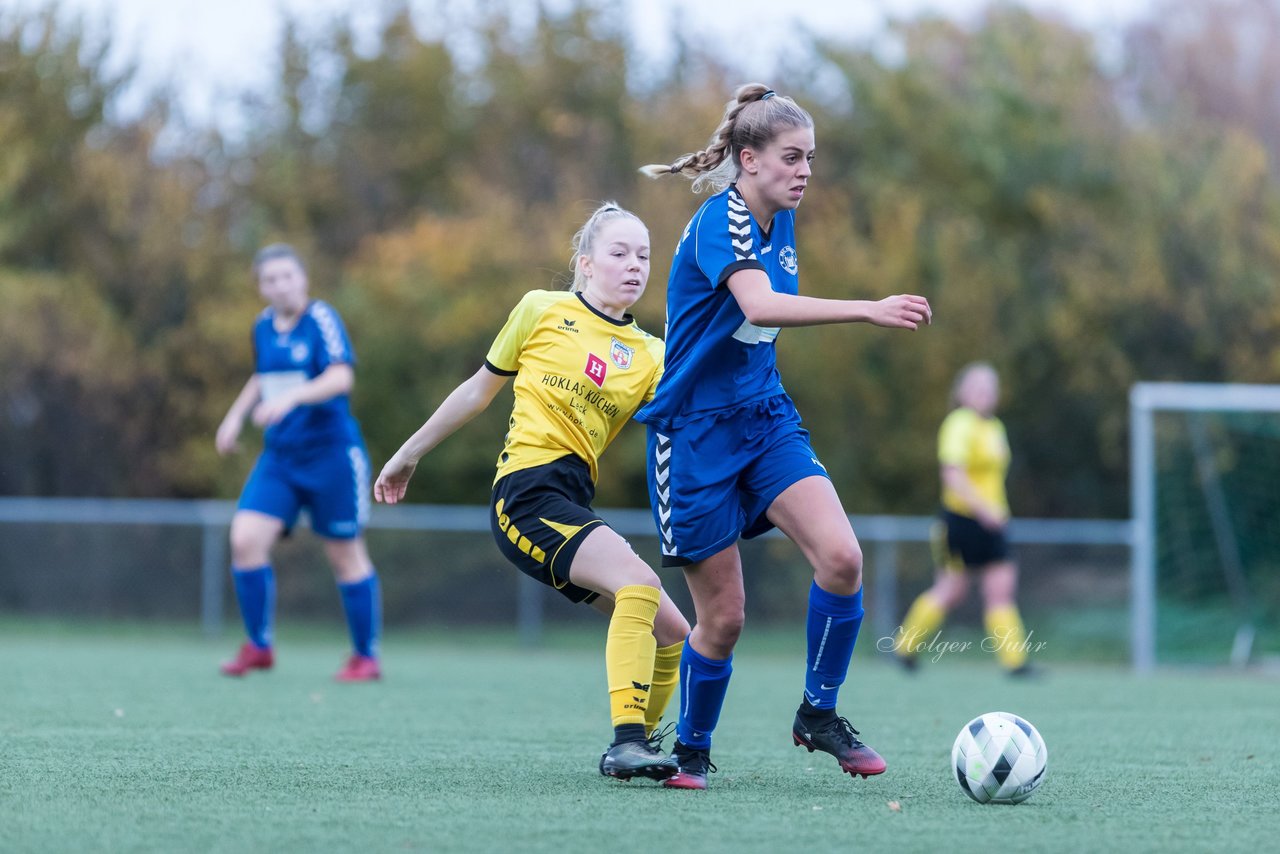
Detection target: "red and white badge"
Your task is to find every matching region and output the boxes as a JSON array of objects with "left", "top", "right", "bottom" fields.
[
  {"left": 609, "top": 337, "right": 634, "bottom": 370},
  {"left": 584, "top": 353, "right": 607, "bottom": 388}
]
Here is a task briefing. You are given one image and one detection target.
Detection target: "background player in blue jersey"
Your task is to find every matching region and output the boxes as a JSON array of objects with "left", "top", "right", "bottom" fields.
[
  {"left": 374, "top": 204, "right": 690, "bottom": 782},
  {"left": 215, "top": 244, "right": 381, "bottom": 682},
  {"left": 638, "top": 84, "right": 932, "bottom": 788}
]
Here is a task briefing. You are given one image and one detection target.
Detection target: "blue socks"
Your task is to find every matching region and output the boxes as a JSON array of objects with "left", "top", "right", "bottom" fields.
[
  {"left": 231, "top": 565, "right": 275, "bottom": 649},
  {"left": 804, "top": 581, "right": 864, "bottom": 710},
  {"left": 338, "top": 573, "right": 381, "bottom": 658},
  {"left": 676, "top": 639, "right": 733, "bottom": 750},
  {"left": 671, "top": 582, "right": 862, "bottom": 748}
]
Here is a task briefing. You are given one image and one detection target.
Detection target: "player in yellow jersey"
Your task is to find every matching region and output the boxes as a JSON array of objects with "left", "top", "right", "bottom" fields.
[
  {"left": 894, "top": 362, "right": 1037, "bottom": 676},
  {"left": 374, "top": 203, "right": 691, "bottom": 781}
]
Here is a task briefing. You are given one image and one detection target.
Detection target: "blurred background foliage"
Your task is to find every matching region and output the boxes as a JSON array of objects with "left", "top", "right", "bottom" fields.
[{"left": 3, "top": 0, "right": 1279, "bottom": 518}]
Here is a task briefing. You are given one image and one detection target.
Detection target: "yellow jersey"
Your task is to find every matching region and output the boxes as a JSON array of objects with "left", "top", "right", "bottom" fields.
[
  {"left": 485, "top": 290, "right": 664, "bottom": 484},
  {"left": 938, "top": 407, "right": 1010, "bottom": 516}
]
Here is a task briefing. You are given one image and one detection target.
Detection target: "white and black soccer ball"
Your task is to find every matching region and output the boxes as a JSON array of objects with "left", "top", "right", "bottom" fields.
[{"left": 951, "top": 711, "right": 1047, "bottom": 804}]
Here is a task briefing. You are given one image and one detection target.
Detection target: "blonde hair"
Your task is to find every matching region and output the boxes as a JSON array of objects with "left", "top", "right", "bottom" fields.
[
  {"left": 639, "top": 83, "right": 814, "bottom": 194},
  {"left": 950, "top": 361, "right": 999, "bottom": 410},
  {"left": 568, "top": 202, "right": 645, "bottom": 293}
]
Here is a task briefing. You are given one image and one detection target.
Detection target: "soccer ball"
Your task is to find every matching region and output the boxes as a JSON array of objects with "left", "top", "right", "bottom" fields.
[{"left": 951, "top": 711, "right": 1047, "bottom": 804}]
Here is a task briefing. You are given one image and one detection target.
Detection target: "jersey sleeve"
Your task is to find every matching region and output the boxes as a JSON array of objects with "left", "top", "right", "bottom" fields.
[
  {"left": 640, "top": 335, "right": 666, "bottom": 404},
  {"left": 308, "top": 301, "right": 356, "bottom": 368},
  {"left": 692, "top": 195, "right": 766, "bottom": 289},
  {"left": 938, "top": 409, "right": 976, "bottom": 466},
  {"left": 250, "top": 322, "right": 262, "bottom": 371},
  {"left": 484, "top": 291, "right": 549, "bottom": 375}
]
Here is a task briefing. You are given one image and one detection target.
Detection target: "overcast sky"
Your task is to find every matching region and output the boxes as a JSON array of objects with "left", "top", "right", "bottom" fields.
[{"left": 7, "top": 0, "right": 1154, "bottom": 134}]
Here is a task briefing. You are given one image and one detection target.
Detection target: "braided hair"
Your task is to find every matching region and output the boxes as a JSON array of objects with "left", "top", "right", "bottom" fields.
[{"left": 639, "top": 83, "right": 814, "bottom": 193}]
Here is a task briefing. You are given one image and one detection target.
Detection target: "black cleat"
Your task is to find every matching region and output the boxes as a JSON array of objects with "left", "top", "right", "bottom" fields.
[
  {"left": 663, "top": 740, "right": 716, "bottom": 790},
  {"left": 1007, "top": 662, "right": 1044, "bottom": 679},
  {"left": 792, "top": 713, "right": 887, "bottom": 778},
  {"left": 599, "top": 738, "right": 679, "bottom": 781},
  {"left": 895, "top": 654, "right": 919, "bottom": 674},
  {"left": 646, "top": 721, "right": 675, "bottom": 749}
]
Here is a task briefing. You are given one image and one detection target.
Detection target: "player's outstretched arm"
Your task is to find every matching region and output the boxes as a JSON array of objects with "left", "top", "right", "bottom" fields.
[
  {"left": 215, "top": 375, "right": 262, "bottom": 456},
  {"left": 858, "top": 294, "right": 933, "bottom": 330},
  {"left": 726, "top": 269, "right": 931, "bottom": 330},
  {"left": 374, "top": 367, "right": 510, "bottom": 505}
]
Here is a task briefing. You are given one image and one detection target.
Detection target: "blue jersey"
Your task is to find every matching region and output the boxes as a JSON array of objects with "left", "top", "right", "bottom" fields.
[
  {"left": 636, "top": 185, "right": 799, "bottom": 431},
  {"left": 252, "top": 300, "right": 363, "bottom": 453}
]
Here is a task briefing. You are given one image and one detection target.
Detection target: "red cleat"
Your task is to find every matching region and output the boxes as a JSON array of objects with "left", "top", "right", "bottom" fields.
[
  {"left": 220, "top": 643, "right": 274, "bottom": 677},
  {"left": 662, "top": 742, "right": 715, "bottom": 790},
  {"left": 334, "top": 654, "right": 382, "bottom": 682},
  {"left": 793, "top": 713, "right": 887, "bottom": 778}
]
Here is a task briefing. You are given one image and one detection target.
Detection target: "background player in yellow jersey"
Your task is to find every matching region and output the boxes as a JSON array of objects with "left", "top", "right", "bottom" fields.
[
  {"left": 894, "top": 362, "right": 1036, "bottom": 676},
  {"left": 373, "top": 202, "right": 691, "bottom": 781}
]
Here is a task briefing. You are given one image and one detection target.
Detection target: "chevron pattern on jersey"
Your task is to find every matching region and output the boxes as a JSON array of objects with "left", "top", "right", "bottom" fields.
[
  {"left": 654, "top": 433, "right": 675, "bottom": 556},
  {"left": 727, "top": 189, "right": 755, "bottom": 261}
]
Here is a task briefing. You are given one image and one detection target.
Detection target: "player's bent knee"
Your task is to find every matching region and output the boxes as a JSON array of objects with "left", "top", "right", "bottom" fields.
[
  {"left": 704, "top": 608, "right": 745, "bottom": 648},
  {"left": 816, "top": 542, "right": 863, "bottom": 591},
  {"left": 229, "top": 529, "right": 273, "bottom": 567},
  {"left": 617, "top": 559, "right": 661, "bottom": 590}
]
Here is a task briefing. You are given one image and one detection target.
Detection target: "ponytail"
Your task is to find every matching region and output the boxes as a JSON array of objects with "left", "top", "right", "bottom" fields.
[{"left": 639, "top": 83, "right": 812, "bottom": 194}]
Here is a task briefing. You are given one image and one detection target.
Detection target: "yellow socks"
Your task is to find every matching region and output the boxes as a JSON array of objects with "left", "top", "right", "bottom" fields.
[
  {"left": 985, "top": 604, "right": 1029, "bottom": 670},
  {"left": 646, "top": 639, "right": 683, "bottom": 735},
  {"left": 607, "top": 585, "right": 661, "bottom": 728},
  {"left": 897, "top": 592, "right": 946, "bottom": 658}
]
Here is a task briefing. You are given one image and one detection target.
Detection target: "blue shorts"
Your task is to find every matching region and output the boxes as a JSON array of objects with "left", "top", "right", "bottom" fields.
[
  {"left": 237, "top": 443, "right": 370, "bottom": 540},
  {"left": 645, "top": 394, "right": 829, "bottom": 567}
]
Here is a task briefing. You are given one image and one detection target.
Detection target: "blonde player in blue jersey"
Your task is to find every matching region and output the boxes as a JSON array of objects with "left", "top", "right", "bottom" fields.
[
  {"left": 638, "top": 84, "right": 932, "bottom": 789},
  {"left": 374, "top": 203, "right": 691, "bottom": 782},
  {"left": 894, "top": 362, "right": 1037, "bottom": 676},
  {"left": 215, "top": 244, "right": 381, "bottom": 683}
]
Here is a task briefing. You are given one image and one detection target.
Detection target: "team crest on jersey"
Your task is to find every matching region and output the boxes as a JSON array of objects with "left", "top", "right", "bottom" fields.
[
  {"left": 290, "top": 342, "right": 310, "bottom": 363},
  {"left": 779, "top": 245, "right": 798, "bottom": 275},
  {"left": 584, "top": 353, "right": 607, "bottom": 388},
  {"left": 609, "top": 337, "right": 634, "bottom": 370}
]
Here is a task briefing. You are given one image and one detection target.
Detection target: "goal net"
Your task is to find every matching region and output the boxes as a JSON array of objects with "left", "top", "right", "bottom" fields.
[{"left": 1130, "top": 383, "right": 1280, "bottom": 670}]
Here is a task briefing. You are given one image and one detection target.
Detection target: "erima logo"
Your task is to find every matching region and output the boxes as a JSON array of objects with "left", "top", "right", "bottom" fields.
[
  {"left": 557, "top": 318, "right": 579, "bottom": 333},
  {"left": 632, "top": 681, "right": 651, "bottom": 691}
]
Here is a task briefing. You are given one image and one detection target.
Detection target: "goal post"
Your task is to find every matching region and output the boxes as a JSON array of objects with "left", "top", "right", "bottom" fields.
[{"left": 1130, "top": 382, "right": 1280, "bottom": 672}]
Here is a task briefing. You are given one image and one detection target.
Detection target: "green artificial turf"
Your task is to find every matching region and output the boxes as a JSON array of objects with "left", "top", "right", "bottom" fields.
[{"left": 2, "top": 619, "right": 1277, "bottom": 853}]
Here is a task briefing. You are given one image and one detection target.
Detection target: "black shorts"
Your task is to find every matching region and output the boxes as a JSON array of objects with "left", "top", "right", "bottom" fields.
[
  {"left": 932, "top": 509, "right": 1010, "bottom": 571},
  {"left": 490, "top": 455, "right": 603, "bottom": 604}
]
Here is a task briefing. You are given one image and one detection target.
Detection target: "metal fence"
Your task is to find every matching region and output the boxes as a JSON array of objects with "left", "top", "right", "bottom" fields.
[{"left": 0, "top": 496, "right": 1134, "bottom": 659}]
